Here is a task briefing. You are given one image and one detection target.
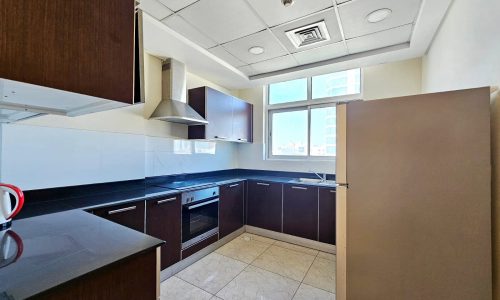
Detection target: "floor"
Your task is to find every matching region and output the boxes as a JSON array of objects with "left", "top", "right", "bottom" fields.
[{"left": 160, "top": 233, "right": 336, "bottom": 300}]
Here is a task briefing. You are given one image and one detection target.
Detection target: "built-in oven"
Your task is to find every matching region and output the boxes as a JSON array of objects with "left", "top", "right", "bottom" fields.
[{"left": 181, "top": 186, "right": 219, "bottom": 249}]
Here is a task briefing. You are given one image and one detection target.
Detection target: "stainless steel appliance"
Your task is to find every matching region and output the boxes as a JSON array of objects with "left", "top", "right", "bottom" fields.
[{"left": 181, "top": 186, "right": 219, "bottom": 250}]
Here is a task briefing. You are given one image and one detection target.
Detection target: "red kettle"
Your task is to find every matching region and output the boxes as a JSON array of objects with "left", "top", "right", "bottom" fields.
[{"left": 0, "top": 184, "right": 24, "bottom": 230}]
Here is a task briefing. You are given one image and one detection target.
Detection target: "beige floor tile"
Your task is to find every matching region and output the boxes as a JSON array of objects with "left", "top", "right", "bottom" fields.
[
  {"left": 293, "top": 283, "right": 335, "bottom": 300},
  {"left": 303, "top": 257, "right": 336, "bottom": 293},
  {"left": 216, "top": 234, "right": 271, "bottom": 263},
  {"left": 317, "top": 251, "right": 336, "bottom": 261},
  {"left": 274, "top": 241, "right": 319, "bottom": 256},
  {"left": 251, "top": 245, "right": 316, "bottom": 281},
  {"left": 240, "top": 232, "right": 276, "bottom": 244},
  {"left": 160, "top": 276, "right": 212, "bottom": 300},
  {"left": 176, "top": 252, "right": 247, "bottom": 294},
  {"left": 216, "top": 265, "right": 300, "bottom": 300}
]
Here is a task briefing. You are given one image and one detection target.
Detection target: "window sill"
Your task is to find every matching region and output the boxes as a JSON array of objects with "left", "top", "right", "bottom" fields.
[{"left": 265, "top": 157, "right": 335, "bottom": 162}]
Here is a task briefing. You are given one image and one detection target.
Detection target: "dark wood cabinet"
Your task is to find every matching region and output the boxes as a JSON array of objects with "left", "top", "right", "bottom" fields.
[
  {"left": 283, "top": 184, "right": 319, "bottom": 240},
  {"left": 93, "top": 201, "right": 145, "bottom": 233},
  {"left": 219, "top": 181, "right": 245, "bottom": 239},
  {"left": 232, "top": 98, "right": 253, "bottom": 143},
  {"left": 0, "top": 0, "right": 140, "bottom": 105},
  {"left": 188, "top": 86, "right": 253, "bottom": 142},
  {"left": 146, "top": 195, "right": 182, "bottom": 270},
  {"left": 318, "top": 188, "right": 336, "bottom": 245},
  {"left": 246, "top": 180, "right": 282, "bottom": 232}
]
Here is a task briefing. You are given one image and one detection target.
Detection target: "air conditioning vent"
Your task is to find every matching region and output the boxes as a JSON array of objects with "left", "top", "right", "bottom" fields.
[{"left": 285, "top": 20, "right": 331, "bottom": 49}]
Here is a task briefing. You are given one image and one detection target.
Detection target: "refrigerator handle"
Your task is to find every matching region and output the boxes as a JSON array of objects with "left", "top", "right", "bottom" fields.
[{"left": 336, "top": 183, "right": 349, "bottom": 188}]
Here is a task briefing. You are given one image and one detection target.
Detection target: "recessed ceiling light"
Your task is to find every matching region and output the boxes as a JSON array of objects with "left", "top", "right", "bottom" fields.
[
  {"left": 248, "top": 46, "right": 265, "bottom": 55},
  {"left": 366, "top": 8, "right": 392, "bottom": 23},
  {"left": 281, "top": 0, "right": 294, "bottom": 7}
]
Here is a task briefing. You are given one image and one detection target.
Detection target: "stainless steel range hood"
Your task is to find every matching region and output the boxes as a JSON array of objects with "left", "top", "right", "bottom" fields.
[{"left": 149, "top": 58, "right": 208, "bottom": 125}]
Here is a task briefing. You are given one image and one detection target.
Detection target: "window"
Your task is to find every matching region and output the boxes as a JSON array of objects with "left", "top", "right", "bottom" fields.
[{"left": 267, "top": 68, "right": 361, "bottom": 160}]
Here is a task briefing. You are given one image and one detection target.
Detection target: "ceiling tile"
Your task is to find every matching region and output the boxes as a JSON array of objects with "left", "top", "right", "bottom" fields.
[
  {"left": 222, "top": 30, "right": 288, "bottom": 65},
  {"left": 178, "top": 0, "right": 266, "bottom": 44},
  {"left": 346, "top": 24, "right": 412, "bottom": 54},
  {"left": 208, "top": 46, "right": 246, "bottom": 67},
  {"left": 336, "top": 0, "right": 351, "bottom": 4},
  {"left": 158, "top": 0, "right": 197, "bottom": 12},
  {"left": 162, "top": 15, "right": 218, "bottom": 49},
  {"left": 238, "top": 65, "right": 258, "bottom": 76},
  {"left": 139, "top": 0, "right": 173, "bottom": 20},
  {"left": 250, "top": 55, "right": 297, "bottom": 74},
  {"left": 293, "top": 42, "right": 348, "bottom": 65},
  {"left": 271, "top": 8, "right": 343, "bottom": 54},
  {"left": 338, "top": 0, "right": 422, "bottom": 39},
  {"left": 246, "top": 0, "right": 333, "bottom": 27}
]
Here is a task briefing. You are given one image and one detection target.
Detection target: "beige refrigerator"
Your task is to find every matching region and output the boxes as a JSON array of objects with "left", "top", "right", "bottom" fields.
[{"left": 335, "top": 87, "right": 492, "bottom": 300}]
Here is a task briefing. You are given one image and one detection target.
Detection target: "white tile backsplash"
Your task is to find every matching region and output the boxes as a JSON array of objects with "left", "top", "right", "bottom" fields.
[{"left": 0, "top": 124, "right": 237, "bottom": 190}]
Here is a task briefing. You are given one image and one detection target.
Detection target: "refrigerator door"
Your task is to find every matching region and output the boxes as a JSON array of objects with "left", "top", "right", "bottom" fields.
[{"left": 342, "top": 88, "right": 491, "bottom": 300}]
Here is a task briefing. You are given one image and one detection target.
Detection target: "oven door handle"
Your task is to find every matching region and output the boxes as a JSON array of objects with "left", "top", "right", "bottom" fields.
[{"left": 186, "top": 198, "right": 219, "bottom": 210}]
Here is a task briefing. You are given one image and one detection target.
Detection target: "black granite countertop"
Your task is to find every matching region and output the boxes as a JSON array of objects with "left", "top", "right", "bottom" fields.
[
  {"left": 18, "top": 169, "right": 336, "bottom": 220},
  {"left": 0, "top": 210, "right": 163, "bottom": 299}
]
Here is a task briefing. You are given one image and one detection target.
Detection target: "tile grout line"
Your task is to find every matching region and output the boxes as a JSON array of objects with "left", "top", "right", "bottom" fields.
[{"left": 172, "top": 275, "right": 216, "bottom": 297}]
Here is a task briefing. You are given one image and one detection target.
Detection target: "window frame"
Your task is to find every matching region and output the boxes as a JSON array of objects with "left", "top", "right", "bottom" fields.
[{"left": 265, "top": 69, "right": 363, "bottom": 161}]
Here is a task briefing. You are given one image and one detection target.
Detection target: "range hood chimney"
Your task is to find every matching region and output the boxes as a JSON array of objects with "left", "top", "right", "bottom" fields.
[{"left": 149, "top": 58, "right": 208, "bottom": 125}]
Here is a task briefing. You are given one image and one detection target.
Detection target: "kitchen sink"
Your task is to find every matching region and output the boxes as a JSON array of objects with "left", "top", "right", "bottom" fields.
[{"left": 289, "top": 178, "right": 337, "bottom": 186}]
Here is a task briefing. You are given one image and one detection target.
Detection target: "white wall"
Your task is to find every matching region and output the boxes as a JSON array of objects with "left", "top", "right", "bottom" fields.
[
  {"left": 237, "top": 58, "right": 422, "bottom": 174},
  {"left": 0, "top": 54, "right": 238, "bottom": 190},
  {"left": 422, "top": 0, "right": 500, "bottom": 92}
]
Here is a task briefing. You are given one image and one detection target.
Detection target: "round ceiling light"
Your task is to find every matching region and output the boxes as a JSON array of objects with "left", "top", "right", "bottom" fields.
[
  {"left": 366, "top": 8, "right": 392, "bottom": 23},
  {"left": 281, "top": 0, "right": 294, "bottom": 7},
  {"left": 248, "top": 46, "right": 265, "bottom": 55}
]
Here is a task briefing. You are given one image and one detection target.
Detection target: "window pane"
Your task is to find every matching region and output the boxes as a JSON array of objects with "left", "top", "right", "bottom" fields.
[
  {"left": 312, "top": 69, "right": 361, "bottom": 99},
  {"left": 271, "top": 110, "right": 308, "bottom": 156},
  {"left": 310, "top": 106, "right": 336, "bottom": 157},
  {"left": 269, "top": 78, "right": 307, "bottom": 105}
]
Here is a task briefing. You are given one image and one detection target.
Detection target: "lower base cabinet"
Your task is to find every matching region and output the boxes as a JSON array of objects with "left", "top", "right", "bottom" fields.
[
  {"left": 146, "top": 195, "right": 182, "bottom": 270},
  {"left": 283, "top": 184, "right": 318, "bottom": 240},
  {"left": 318, "top": 188, "right": 336, "bottom": 245},
  {"left": 219, "top": 181, "right": 245, "bottom": 239},
  {"left": 246, "top": 180, "right": 283, "bottom": 232},
  {"left": 93, "top": 200, "right": 145, "bottom": 233}
]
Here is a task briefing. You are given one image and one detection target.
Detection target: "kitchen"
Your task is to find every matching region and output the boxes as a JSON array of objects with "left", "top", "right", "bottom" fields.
[{"left": 0, "top": 0, "right": 499, "bottom": 299}]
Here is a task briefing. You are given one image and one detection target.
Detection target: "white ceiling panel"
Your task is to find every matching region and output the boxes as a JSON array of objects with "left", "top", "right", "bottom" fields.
[
  {"left": 238, "top": 65, "right": 258, "bottom": 76},
  {"left": 271, "top": 8, "right": 343, "bottom": 53},
  {"left": 293, "top": 42, "right": 348, "bottom": 65},
  {"left": 158, "top": 0, "right": 197, "bottom": 12},
  {"left": 246, "top": 0, "right": 333, "bottom": 27},
  {"left": 162, "top": 15, "right": 218, "bottom": 49},
  {"left": 336, "top": 0, "right": 351, "bottom": 4},
  {"left": 346, "top": 24, "right": 412, "bottom": 54},
  {"left": 139, "top": 0, "right": 173, "bottom": 20},
  {"left": 339, "top": 0, "right": 422, "bottom": 39},
  {"left": 222, "top": 30, "right": 288, "bottom": 65},
  {"left": 250, "top": 55, "right": 297, "bottom": 75},
  {"left": 208, "top": 46, "right": 246, "bottom": 67},
  {"left": 178, "top": 0, "right": 266, "bottom": 44}
]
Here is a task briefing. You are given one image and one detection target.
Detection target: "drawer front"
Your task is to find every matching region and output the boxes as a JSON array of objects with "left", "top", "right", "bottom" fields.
[{"left": 93, "top": 200, "right": 145, "bottom": 233}]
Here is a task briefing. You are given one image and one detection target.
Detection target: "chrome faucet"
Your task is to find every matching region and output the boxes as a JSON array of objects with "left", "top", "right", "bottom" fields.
[{"left": 310, "top": 171, "right": 327, "bottom": 182}]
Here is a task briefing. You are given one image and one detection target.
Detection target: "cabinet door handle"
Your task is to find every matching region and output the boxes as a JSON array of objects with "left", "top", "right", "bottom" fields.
[
  {"left": 292, "top": 186, "right": 307, "bottom": 190},
  {"left": 157, "top": 197, "right": 177, "bottom": 205},
  {"left": 214, "top": 136, "right": 228, "bottom": 139},
  {"left": 237, "top": 138, "right": 248, "bottom": 142},
  {"left": 256, "top": 182, "right": 270, "bottom": 186},
  {"left": 229, "top": 183, "right": 240, "bottom": 188},
  {"left": 108, "top": 206, "right": 136, "bottom": 215},
  {"left": 330, "top": 190, "right": 336, "bottom": 193}
]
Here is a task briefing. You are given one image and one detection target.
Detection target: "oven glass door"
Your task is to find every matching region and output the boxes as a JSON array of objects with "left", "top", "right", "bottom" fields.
[{"left": 182, "top": 198, "right": 219, "bottom": 245}]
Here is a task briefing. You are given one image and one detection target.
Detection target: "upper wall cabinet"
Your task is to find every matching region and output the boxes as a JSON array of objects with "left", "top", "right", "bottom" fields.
[
  {"left": 188, "top": 86, "right": 253, "bottom": 142},
  {"left": 0, "top": 0, "right": 144, "bottom": 122}
]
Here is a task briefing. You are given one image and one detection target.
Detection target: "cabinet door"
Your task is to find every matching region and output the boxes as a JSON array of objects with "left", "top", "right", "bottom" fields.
[
  {"left": 0, "top": 0, "right": 136, "bottom": 104},
  {"left": 146, "top": 195, "right": 181, "bottom": 270},
  {"left": 206, "top": 88, "right": 233, "bottom": 140},
  {"left": 283, "top": 184, "right": 318, "bottom": 240},
  {"left": 318, "top": 188, "right": 336, "bottom": 245},
  {"left": 219, "top": 181, "right": 245, "bottom": 239},
  {"left": 246, "top": 181, "right": 282, "bottom": 232},
  {"left": 93, "top": 201, "right": 145, "bottom": 232},
  {"left": 232, "top": 98, "right": 253, "bottom": 143}
]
